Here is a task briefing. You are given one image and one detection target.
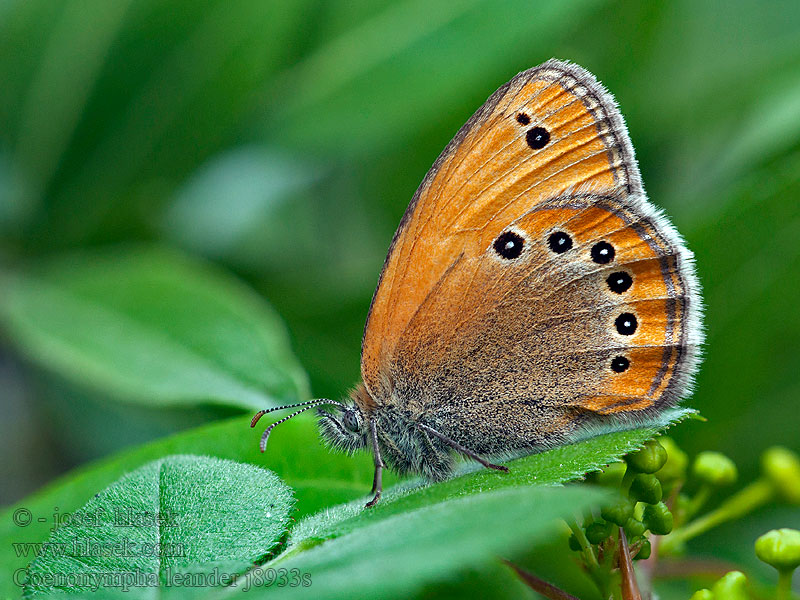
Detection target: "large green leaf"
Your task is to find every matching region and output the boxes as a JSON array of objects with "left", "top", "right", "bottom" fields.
[
  {"left": 214, "top": 486, "right": 607, "bottom": 600},
  {"left": 0, "top": 246, "right": 309, "bottom": 410},
  {"left": 20, "top": 455, "right": 294, "bottom": 597}
]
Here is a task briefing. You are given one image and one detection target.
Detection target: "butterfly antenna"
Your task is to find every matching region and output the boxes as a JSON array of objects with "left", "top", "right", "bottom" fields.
[
  {"left": 250, "top": 398, "right": 343, "bottom": 428},
  {"left": 251, "top": 399, "right": 344, "bottom": 452}
]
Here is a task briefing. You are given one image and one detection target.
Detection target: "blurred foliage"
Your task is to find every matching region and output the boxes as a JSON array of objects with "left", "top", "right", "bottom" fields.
[{"left": 1, "top": 0, "right": 800, "bottom": 598}]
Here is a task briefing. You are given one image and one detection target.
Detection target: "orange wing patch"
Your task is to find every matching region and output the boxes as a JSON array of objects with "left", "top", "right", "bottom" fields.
[{"left": 362, "top": 63, "right": 634, "bottom": 400}]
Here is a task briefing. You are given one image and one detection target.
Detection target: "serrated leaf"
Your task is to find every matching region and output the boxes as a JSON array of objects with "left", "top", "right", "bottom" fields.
[
  {"left": 21, "top": 455, "right": 294, "bottom": 597},
  {"left": 0, "top": 246, "right": 309, "bottom": 410},
  {"left": 212, "top": 486, "right": 607, "bottom": 600},
  {"left": 290, "top": 407, "right": 692, "bottom": 543}
]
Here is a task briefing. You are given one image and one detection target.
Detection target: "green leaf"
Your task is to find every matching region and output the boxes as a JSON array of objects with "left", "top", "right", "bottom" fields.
[
  {"left": 215, "top": 486, "right": 607, "bottom": 600},
  {"left": 290, "top": 408, "right": 692, "bottom": 544},
  {"left": 0, "top": 245, "right": 309, "bottom": 410},
  {"left": 0, "top": 414, "right": 383, "bottom": 598},
  {"left": 21, "top": 455, "right": 294, "bottom": 597}
]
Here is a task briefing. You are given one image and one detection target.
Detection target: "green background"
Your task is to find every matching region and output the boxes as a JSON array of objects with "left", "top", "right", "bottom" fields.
[{"left": 1, "top": 0, "right": 799, "bottom": 596}]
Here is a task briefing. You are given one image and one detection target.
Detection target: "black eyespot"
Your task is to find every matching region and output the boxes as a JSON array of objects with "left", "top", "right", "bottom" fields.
[
  {"left": 493, "top": 230, "right": 524, "bottom": 259},
  {"left": 611, "top": 356, "right": 630, "bottom": 373},
  {"left": 591, "top": 241, "right": 615, "bottom": 264},
  {"left": 516, "top": 113, "right": 531, "bottom": 125},
  {"left": 615, "top": 313, "right": 638, "bottom": 336},
  {"left": 547, "top": 231, "right": 572, "bottom": 254},
  {"left": 607, "top": 272, "right": 633, "bottom": 294},
  {"left": 526, "top": 126, "right": 550, "bottom": 149}
]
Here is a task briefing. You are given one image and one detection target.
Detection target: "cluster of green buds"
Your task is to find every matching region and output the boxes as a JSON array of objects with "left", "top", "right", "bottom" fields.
[
  {"left": 561, "top": 439, "right": 678, "bottom": 597},
  {"left": 567, "top": 439, "right": 800, "bottom": 600},
  {"left": 572, "top": 438, "right": 674, "bottom": 563},
  {"left": 678, "top": 446, "right": 800, "bottom": 599}
]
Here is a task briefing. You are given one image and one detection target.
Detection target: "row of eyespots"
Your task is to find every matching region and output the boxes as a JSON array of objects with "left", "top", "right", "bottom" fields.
[
  {"left": 493, "top": 231, "right": 634, "bottom": 298},
  {"left": 515, "top": 113, "right": 634, "bottom": 375},
  {"left": 491, "top": 228, "right": 637, "bottom": 371},
  {"left": 546, "top": 231, "right": 634, "bottom": 297},
  {"left": 514, "top": 111, "right": 632, "bottom": 375}
]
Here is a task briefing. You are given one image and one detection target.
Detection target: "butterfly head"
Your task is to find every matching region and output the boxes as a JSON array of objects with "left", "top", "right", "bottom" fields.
[{"left": 317, "top": 394, "right": 368, "bottom": 455}]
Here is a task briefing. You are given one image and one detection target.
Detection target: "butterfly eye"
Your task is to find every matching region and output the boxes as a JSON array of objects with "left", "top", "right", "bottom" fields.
[
  {"left": 611, "top": 356, "right": 630, "bottom": 373},
  {"left": 615, "top": 313, "right": 638, "bottom": 336},
  {"left": 607, "top": 272, "right": 633, "bottom": 294},
  {"left": 342, "top": 409, "right": 361, "bottom": 433},
  {"left": 526, "top": 126, "right": 550, "bottom": 149},
  {"left": 516, "top": 113, "right": 531, "bottom": 125},
  {"left": 591, "top": 241, "right": 615, "bottom": 264},
  {"left": 493, "top": 230, "right": 524, "bottom": 259},
  {"left": 547, "top": 231, "right": 572, "bottom": 254}
]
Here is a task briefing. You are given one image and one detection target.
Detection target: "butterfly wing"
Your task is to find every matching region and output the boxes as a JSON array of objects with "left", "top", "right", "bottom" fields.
[{"left": 361, "top": 60, "right": 701, "bottom": 450}]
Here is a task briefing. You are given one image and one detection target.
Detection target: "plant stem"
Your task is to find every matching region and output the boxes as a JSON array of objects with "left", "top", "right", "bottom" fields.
[
  {"left": 621, "top": 468, "right": 635, "bottom": 496},
  {"left": 777, "top": 569, "right": 793, "bottom": 600},
  {"left": 661, "top": 479, "right": 774, "bottom": 553},
  {"left": 569, "top": 520, "right": 600, "bottom": 570},
  {"left": 686, "top": 484, "right": 712, "bottom": 519},
  {"left": 618, "top": 528, "right": 643, "bottom": 600},
  {"left": 569, "top": 520, "right": 608, "bottom": 596}
]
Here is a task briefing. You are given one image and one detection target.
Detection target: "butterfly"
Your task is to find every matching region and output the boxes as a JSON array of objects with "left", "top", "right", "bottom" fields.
[{"left": 252, "top": 59, "right": 703, "bottom": 507}]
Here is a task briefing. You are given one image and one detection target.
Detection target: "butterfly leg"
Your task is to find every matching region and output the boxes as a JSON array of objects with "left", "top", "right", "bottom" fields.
[
  {"left": 366, "top": 419, "right": 386, "bottom": 508},
  {"left": 418, "top": 424, "right": 509, "bottom": 472}
]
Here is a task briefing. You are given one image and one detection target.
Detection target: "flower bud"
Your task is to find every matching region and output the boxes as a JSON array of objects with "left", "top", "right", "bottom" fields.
[
  {"left": 710, "top": 570, "right": 748, "bottom": 600},
  {"left": 689, "top": 590, "right": 713, "bottom": 600},
  {"left": 624, "top": 518, "right": 646, "bottom": 538},
  {"left": 755, "top": 528, "right": 800, "bottom": 572},
  {"left": 601, "top": 498, "right": 634, "bottom": 526},
  {"left": 585, "top": 521, "right": 613, "bottom": 545},
  {"left": 634, "top": 538, "right": 651, "bottom": 560},
  {"left": 657, "top": 436, "right": 688, "bottom": 484},
  {"left": 693, "top": 451, "right": 738, "bottom": 486},
  {"left": 629, "top": 473, "right": 663, "bottom": 505},
  {"left": 643, "top": 501, "right": 674, "bottom": 535},
  {"left": 589, "top": 461, "right": 627, "bottom": 487},
  {"left": 568, "top": 533, "right": 581, "bottom": 552},
  {"left": 761, "top": 447, "right": 800, "bottom": 504},
  {"left": 626, "top": 439, "right": 668, "bottom": 474}
]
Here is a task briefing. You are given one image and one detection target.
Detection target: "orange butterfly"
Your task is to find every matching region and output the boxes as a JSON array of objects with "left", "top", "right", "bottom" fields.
[{"left": 253, "top": 59, "right": 703, "bottom": 507}]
